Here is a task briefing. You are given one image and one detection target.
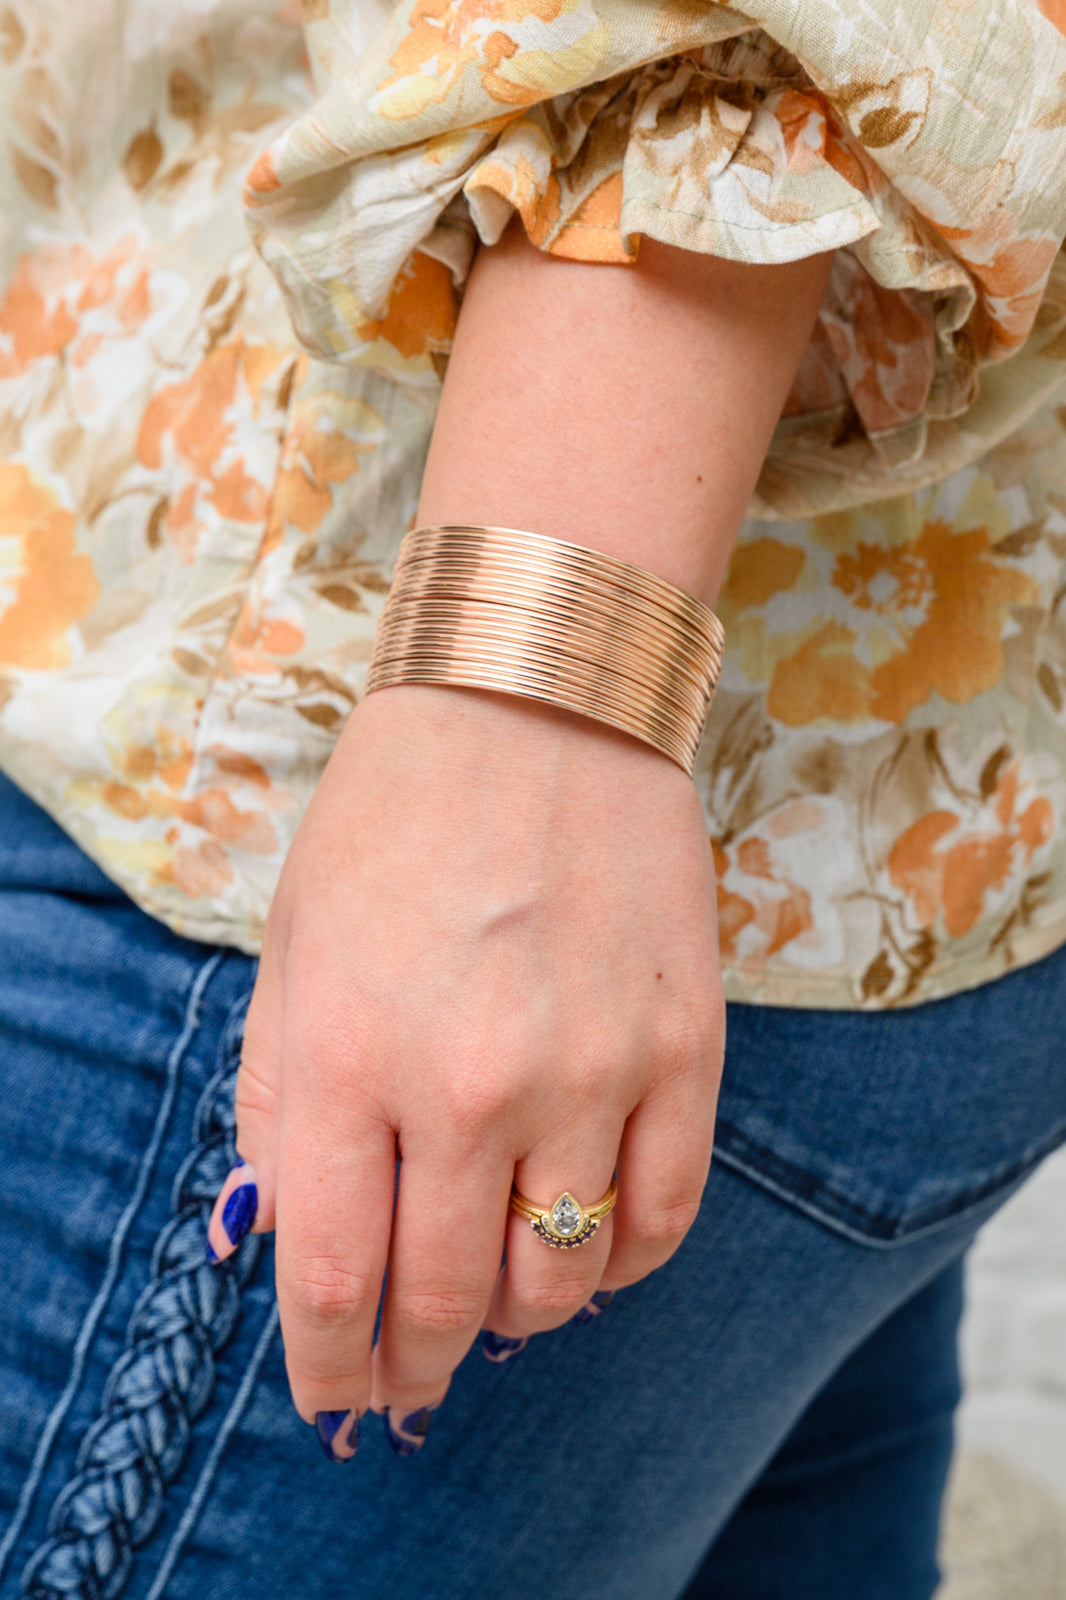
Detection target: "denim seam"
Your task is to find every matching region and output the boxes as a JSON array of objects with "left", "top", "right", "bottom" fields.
[
  {"left": 143, "top": 1304, "right": 280, "bottom": 1600},
  {"left": 18, "top": 963, "right": 262, "bottom": 1600},
  {"left": 0, "top": 951, "right": 223, "bottom": 1592},
  {"left": 713, "top": 1115, "right": 1066, "bottom": 1249}
]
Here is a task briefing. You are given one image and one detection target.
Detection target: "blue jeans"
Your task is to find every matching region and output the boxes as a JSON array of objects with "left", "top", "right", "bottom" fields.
[{"left": 0, "top": 770, "right": 1064, "bottom": 1600}]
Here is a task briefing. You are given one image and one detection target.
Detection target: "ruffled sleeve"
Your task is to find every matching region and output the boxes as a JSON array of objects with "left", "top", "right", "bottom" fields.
[{"left": 244, "top": 0, "right": 1066, "bottom": 514}]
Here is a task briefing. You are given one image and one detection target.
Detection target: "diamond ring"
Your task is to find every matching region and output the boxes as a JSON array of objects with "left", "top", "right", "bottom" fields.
[{"left": 509, "top": 1179, "right": 618, "bottom": 1249}]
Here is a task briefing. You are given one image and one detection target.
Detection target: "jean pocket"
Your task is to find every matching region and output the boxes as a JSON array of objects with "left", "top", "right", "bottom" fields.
[{"left": 713, "top": 943, "right": 1066, "bottom": 1248}]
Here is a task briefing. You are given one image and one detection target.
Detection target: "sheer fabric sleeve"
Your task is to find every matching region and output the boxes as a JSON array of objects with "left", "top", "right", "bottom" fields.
[{"left": 244, "top": 0, "right": 1066, "bottom": 514}]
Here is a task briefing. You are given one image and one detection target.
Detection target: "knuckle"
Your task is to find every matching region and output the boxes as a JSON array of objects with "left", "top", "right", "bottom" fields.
[
  {"left": 287, "top": 1012, "right": 367, "bottom": 1082},
  {"left": 281, "top": 969, "right": 382, "bottom": 1081},
  {"left": 654, "top": 1003, "right": 724, "bottom": 1076},
  {"left": 520, "top": 1273, "right": 599, "bottom": 1317},
  {"left": 290, "top": 1360, "right": 365, "bottom": 1398},
  {"left": 438, "top": 1062, "right": 520, "bottom": 1143},
  {"left": 557, "top": 1058, "right": 619, "bottom": 1106},
  {"left": 626, "top": 1194, "right": 702, "bottom": 1247},
  {"left": 557, "top": 1025, "right": 633, "bottom": 1097},
  {"left": 287, "top": 1256, "right": 374, "bottom": 1323},
  {"left": 393, "top": 1285, "right": 485, "bottom": 1338},
  {"left": 439, "top": 1084, "right": 506, "bottom": 1143},
  {"left": 235, "top": 1056, "right": 278, "bottom": 1119}
]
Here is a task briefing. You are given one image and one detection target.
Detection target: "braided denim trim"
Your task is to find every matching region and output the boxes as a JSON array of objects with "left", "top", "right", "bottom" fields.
[
  {"left": 21, "top": 983, "right": 261, "bottom": 1600},
  {"left": 0, "top": 957, "right": 222, "bottom": 1592}
]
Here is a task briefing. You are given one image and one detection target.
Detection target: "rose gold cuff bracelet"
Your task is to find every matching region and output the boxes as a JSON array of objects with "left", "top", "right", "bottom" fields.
[{"left": 364, "top": 525, "right": 725, "bottom": 777}]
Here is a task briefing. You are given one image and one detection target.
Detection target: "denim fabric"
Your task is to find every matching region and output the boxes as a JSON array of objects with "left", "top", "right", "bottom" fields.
[{"left": 0, "top": 768, "right": 1064, "bottom": 1600}]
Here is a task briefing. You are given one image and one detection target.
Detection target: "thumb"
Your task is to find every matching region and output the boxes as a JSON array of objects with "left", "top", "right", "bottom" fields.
[{"left": 207, "top": 931, "right": 283, "bottom": 1263}]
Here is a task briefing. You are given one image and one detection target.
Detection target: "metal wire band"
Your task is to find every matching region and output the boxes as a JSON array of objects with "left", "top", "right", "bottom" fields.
[
  {"left": 392, "top": 555, "right": 723, "bottom": 671},
  {"left": 398, "top": 527, "right": 722, "bottom": 644},
  {"left": 394, "top": 530, "right": 724, "bottom": 669},
  {"left": 378, "top": 580, "right": 719, "bottom": 699},
  {"left": 373, "top": 604, "right": 712, "bottom": 716},
  {"left": 365, "top": 526, "right": 725, "bottom": 776},
  {"left": 368, "top": 659, "right": 694, "bottom": 769}
]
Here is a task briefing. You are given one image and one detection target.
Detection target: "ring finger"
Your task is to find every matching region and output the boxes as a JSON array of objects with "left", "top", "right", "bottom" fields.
[{"left": 485, "top": 1115, "right": 622, "bottom": 1338}]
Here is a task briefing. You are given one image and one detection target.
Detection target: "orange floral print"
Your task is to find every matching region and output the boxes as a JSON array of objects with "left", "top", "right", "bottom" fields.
[
  {"left": 710, "top": 796, "right": 850, "bottom": 971},
  {"left": 889, "top": 761, "right": 1053, "bottom": 939},
  {"left": 714, "top": 838, "right": 814, "bottom": 964},
  {"left": 138, "top": 339, "right": 287, "bottom": 558},
  {"left": 354, "top": 252, "right": 457, "bottom": 364},
  {"left": 776, "top": 88, "right": 871, "bottom": 193},
  {"left": 377, "top": 0, "right": 573, "bottom": 118},
  {"left": 941, "top": 215, "right": 1061, "bottom": 353},
  {"left": 716, "top": 538, "right": 805, "bottom": 620},
  {"left": 171, "top": 838, "right": 236, "bottom": 899},
  {"left": 768, "top": 519, "right": 1035, "bottom": 726},
  {"left": 243, "top": 147, "right": 283, "bottom": 204},
  {"left": 832, "top": 543, "right": 932, "bottom": 615},
  {"left": 116, "top": 728, "right": 195, "bottom": 795},
  {"left": 4, "top": 0, "right": 1066, "bottom": 1013},
  {"left": 227, "top": 599, "right": 306, "bottom": 677},
  {"left": 94, "top": 724, "right": 285, "bottom": 903},
  {"left": 268, "top": 376, "right": 385, "bottom": 537},
  {"left": 0, "top": 463, "right": 99, "bottom": 670},
  {"left": 0, "top": 237, "right": 154, "bottom": 380},
  {"left": 821, "top": 256, "right": 937, "bottom": 439},
  {"left": 240, "top": 0, "right": 1066, "bottom": 531}
]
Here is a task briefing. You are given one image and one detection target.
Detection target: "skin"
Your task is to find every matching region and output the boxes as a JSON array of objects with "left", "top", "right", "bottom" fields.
[{"left": 233, "top": 226, "right": 833, "bottom": 1425}]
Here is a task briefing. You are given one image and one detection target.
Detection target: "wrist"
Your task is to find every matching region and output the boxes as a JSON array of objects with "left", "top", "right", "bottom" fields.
[{"left": 350, "top": 680, "right": 682, "bottom": 791}]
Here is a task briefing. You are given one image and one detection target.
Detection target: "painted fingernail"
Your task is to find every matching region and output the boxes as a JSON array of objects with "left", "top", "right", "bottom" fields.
[
  {"left": 205, "top": 1163, "right": 257, "bottom": 1264},
  {"left": 482, "top": 1331, "right": 527, "bottom": 1364},
  {"left": 574, "top": 1289, "right": 615, "bottom": 1326},
  {"left": 384, "top": 1405, "right": 434, "bottom": 1457},
  {"left": 315, "top": 1408, "right": 361, "bottom": 1463}
]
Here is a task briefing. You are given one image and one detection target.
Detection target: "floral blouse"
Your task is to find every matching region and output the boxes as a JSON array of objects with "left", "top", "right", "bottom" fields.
[{"left": 2, "top": 0, "right": 1066, "bottom": 1007}]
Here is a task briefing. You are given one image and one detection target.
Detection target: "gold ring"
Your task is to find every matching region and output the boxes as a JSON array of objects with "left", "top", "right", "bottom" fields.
[{"left": 509, "top": 1180, "right": 618, "bottom": 1249}]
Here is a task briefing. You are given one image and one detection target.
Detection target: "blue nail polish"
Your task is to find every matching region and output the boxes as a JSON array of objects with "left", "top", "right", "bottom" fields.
[
  {"left": 315, "top": 1408, "right": 360, "bottom": 1463},
  {"left": 205, "top": 1165, "right": 258, "bottom": 1264},
  {"left": 574, "top": 1289, "right": 615, "bottom": 1326},
  {"left": 482, "top": 1331, "right": 527, "bottom": 1364},
  {"left": 384, "top": 1406, "right": 434, "bottom": 1457}
]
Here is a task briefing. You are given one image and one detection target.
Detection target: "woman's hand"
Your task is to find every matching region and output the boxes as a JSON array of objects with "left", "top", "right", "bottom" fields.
[
  {"left": 205, "top": 229, "right": 832, "bottom": 1453},
  {"left": 222, "top": 679, "right": 724, "bottom": 1441}
]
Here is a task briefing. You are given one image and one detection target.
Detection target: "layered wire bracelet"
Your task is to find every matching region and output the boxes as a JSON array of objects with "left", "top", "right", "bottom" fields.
[{"left": 364, "top": 525, "right": 725, "bottom": 777}]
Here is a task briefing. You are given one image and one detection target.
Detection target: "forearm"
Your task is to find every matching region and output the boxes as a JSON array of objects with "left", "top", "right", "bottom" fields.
[
  {"left": 233, "top": 229, "right": 838, "bottom": 1430},
  {"left": 418, "top": 226, "right": 833, "bottom": 608}
]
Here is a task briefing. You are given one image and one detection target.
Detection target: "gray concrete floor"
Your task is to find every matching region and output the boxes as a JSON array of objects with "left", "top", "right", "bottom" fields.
[
  {"left": 935, "top": 1150, "right": 1066, "bottom": 1596},
  {"left": 939, "top": 1451, "right": 1066, "bottom": 1598}
]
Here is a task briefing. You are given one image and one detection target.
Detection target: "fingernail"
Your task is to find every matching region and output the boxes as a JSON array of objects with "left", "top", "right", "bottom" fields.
[
  {"left": 574, "top": 1289, "right": 615, "bottom": 1326},
  {"left": 315, "top": 1408, "right": 360, "bottom": 1463},
  {"left": 384, "top": 1405, "right": 434, "bottom": 1457},
  {"left": 482, "top": 1331, "right": 527, "bottom": 1364},
  {"left": 205, "top": 1163, "right": 258, "bottom": 1264}
]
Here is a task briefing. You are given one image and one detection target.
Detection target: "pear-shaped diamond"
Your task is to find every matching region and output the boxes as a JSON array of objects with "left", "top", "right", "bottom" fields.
[{"left": 550, "top": 1194, "right": 583, "bottom": 1237}]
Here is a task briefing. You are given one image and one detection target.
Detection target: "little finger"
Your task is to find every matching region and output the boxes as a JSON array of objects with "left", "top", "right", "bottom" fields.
[{"left": 599, "top": 1084, "right": 713, "bottom": 1291}]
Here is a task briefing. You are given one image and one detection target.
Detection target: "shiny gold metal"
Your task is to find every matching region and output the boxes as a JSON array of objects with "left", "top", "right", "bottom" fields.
[
  {"left": 364, "top": 525, "right": 725, "bottom": 777},
  {"left": 509, "top": 1179, "right": 619, "bottom": 1248}
]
